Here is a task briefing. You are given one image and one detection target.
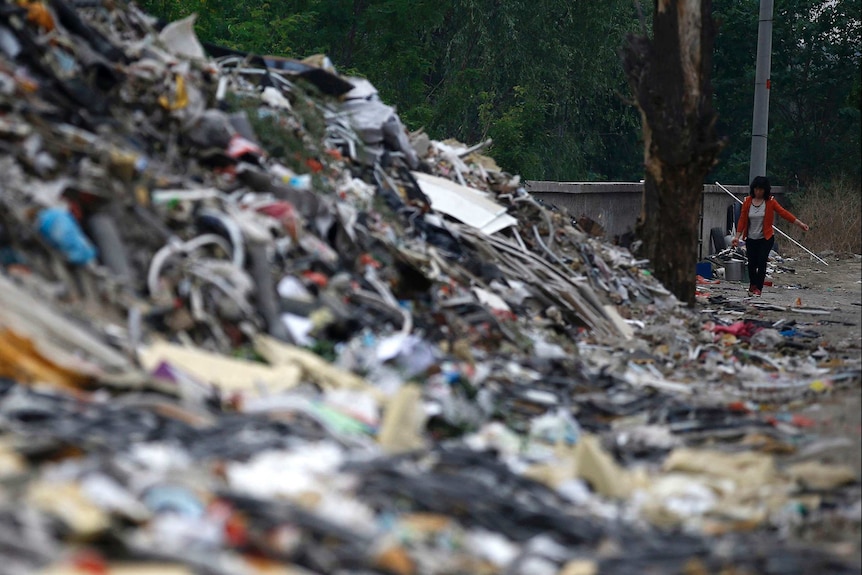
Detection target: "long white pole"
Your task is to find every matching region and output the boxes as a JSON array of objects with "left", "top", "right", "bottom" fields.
[{"left": 715, "top": 182, "right": 828, "bottom": 266}]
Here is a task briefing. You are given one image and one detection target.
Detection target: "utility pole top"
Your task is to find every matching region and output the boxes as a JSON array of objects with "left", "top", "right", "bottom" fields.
[{"left": 749, "top": 0, "right": 774, "bottom": 184}]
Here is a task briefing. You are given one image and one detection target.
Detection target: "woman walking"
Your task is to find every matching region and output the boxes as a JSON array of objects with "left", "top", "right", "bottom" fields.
[{"left": 731, "top": 176, "right": 809, "bottom": 296}]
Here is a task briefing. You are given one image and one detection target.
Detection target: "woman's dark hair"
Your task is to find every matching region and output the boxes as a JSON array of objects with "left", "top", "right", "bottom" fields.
[{"left": 749, "top": 176, "right": 772, "bottom": 199}]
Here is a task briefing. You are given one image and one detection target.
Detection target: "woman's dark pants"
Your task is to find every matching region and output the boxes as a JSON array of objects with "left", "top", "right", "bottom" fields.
[{"left": 746, "top": 236, "right": 775, "bottom": 290}]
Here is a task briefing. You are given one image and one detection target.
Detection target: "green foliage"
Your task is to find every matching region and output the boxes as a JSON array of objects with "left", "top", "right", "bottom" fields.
[
  {"left": 420, "top": 0, "right": 644, "bottom": 180},
  {"left": 711, "top": 0, "right": 861, "bottom": 186},
  {"left": 486, "top": 85, "right": 544, "bottom": 178},
  {"left": 139, "top": 0, "right": 315, "bottom": 55}
]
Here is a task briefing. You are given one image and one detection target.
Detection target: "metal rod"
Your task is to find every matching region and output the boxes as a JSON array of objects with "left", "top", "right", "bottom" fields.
[
  {"left": 715, "top": 182, "right": 828, "bottom": 266},
  {"left": 457, "top": 138, "right": 493, "bottom": 158}
]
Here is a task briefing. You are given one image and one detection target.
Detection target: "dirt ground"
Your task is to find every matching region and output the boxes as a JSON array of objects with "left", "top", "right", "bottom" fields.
[
  {"left": 700, "top": 252, "right": 861, "bottom": 469},
  {"left": 698, "top": 252, "right": 862, "bottom": 557},
  {"left": 787, "top": 246, "right": 862, "bottom": 481}
]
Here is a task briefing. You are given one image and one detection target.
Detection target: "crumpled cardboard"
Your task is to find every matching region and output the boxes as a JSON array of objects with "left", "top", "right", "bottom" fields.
[
  {"left": 0, "top": 328, "right": 90, "bottom": 389},
  {"left": 662, "top": 447, "right": 776, "bottom": 486},
  {"left": 0, "top": 441, "right": 26, "bottom": 478},
  {"left": 378, "top": 384, "right": 426, "bottom": 454},
  {"left": 254, "top": 334, "right": 386, "bottom": 401},
  {"left": 138, "top": 340, "right": 302, "bottom": 395},
  {"left": 525, "top": 434, "right": 639, "bottom": 499},
  {"left": 558, "top": 560, "right": 598, "bottom": 575},
  {"left": 28, "top": 482, "right": 110, "bottom": 539},
  {"left": 786, "top": 460, "right": 858, "bottom": 490},
  {"left": 631, "top": 447, "right": 801, "bottom": 529}
]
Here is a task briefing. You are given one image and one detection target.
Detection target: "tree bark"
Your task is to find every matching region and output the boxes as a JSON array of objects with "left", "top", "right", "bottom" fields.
[{"left": 621, "top": 0, "right": 725, "bottom": 306}]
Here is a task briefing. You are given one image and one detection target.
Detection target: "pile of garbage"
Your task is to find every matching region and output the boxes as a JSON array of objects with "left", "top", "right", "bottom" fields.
[{"left": 0, "top": 1, "right": 860, "bottom": 574}]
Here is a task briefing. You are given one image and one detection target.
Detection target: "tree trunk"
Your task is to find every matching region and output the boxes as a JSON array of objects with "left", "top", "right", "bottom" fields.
[{"left": 621, "top": 0, "right": 725, "bottom": 306}]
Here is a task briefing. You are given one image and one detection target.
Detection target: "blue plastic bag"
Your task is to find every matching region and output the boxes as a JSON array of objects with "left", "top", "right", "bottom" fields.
[{"left": 36, "top": 207, "right": 98, "bottom": 265}]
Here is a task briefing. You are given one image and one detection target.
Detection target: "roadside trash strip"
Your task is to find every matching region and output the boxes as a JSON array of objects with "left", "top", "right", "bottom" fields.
[{"left": 0, "top": 2, "right": 860, "bottom": 574}]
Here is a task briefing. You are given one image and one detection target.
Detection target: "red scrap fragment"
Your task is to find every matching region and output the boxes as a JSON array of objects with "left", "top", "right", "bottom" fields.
[
  {"left": 305, "top": 158, "right": 324, "bottom": 173},
  {"left": 227, "top": 134, "right": 265, "bottom": 159},
  {"left": 302, "top": 271, "right": 329, "bottom": 288},
  {"left": 712, "top": 321, "right": 761, "bottom": 338},
  {"left": 791, "top": 414, "right": 816, "bottom": 428},
  {"left": 71, "top": 549, "right": 108, "bottom": 574}
]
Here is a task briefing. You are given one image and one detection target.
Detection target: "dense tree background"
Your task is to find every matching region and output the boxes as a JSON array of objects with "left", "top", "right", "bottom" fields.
[
  {"left": 711, "top": 0, "right": 861, "bottom": 187},
  {"left": 140, "top": 0, "right": 860, "bottom": 188}
]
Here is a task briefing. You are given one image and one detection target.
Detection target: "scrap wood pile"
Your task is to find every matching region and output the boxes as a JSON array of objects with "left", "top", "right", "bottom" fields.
[{"left": 0, "top": 1, "right": 860, "bottom": 574}]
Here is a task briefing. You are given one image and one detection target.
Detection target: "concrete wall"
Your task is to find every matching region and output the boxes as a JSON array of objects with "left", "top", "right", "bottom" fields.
[{"left": 525, "top": 181, "right": 785, "bottom": 260}]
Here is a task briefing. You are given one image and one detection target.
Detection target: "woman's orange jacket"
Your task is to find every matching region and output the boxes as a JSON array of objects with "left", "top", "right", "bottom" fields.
[{"left": 737, "top": 196, "right": 798, "bottom": 241}]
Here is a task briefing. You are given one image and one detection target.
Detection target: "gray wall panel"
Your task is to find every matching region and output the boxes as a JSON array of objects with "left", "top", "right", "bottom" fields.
[{"left": 525, "top": 182, "right": 784, "bottom": 260}]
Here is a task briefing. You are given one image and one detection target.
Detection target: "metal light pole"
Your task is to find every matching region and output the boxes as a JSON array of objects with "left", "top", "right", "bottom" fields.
[{"left": 749, "top": 0, "right": 774, "bottom": 183}]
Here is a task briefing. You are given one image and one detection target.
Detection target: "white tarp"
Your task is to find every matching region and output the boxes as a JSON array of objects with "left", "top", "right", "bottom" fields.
[
  {"left": 158, "top": 14, "right": 207, "bottom": 61},
  {"left": 411, "top": 172, "right": 518, "bottom": 235}
]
